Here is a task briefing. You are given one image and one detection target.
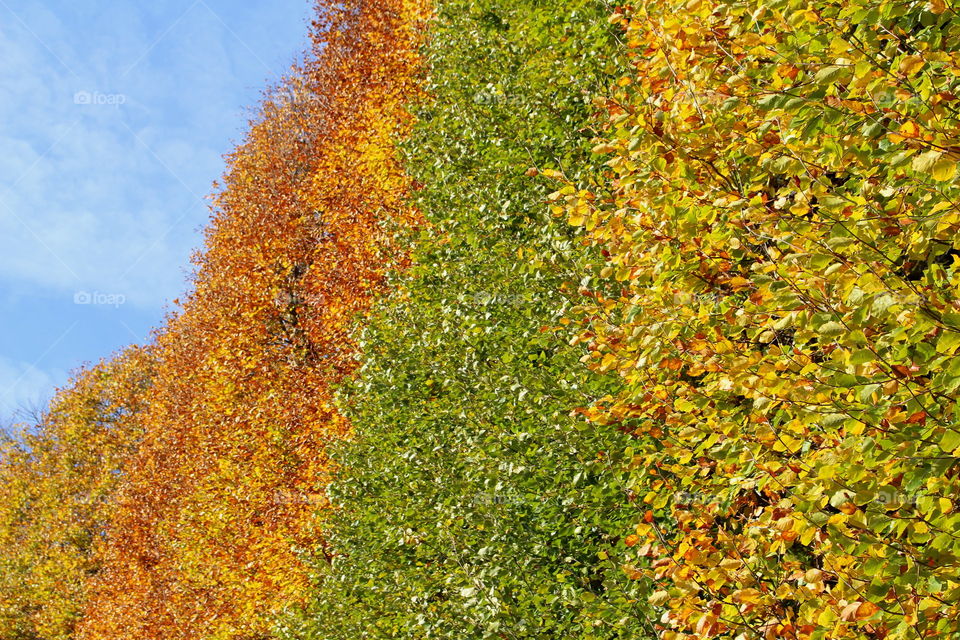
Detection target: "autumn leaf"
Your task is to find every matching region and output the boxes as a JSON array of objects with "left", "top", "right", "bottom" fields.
[{"left": 899, "top": 55, "right": 926, "bottom": 76}]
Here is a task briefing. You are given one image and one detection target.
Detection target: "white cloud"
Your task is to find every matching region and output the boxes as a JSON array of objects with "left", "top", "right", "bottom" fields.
[
  {"left": 0, "top": 0, "right": 279, "bottom": 309},
  {"left": 0, "top": 0, "right": 313, "bottom": 415},
  {"left": 0, "top": 355, "right": 62, "bottom": 427}
]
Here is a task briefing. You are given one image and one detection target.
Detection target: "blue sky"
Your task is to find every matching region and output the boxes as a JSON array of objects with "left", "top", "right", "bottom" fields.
[{"left": 0, "top": 0, "right": 314, "bottom": 425}]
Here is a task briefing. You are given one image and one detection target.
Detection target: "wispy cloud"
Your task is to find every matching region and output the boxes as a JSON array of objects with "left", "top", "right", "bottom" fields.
[{"left": 0, "top": 0, "right": 312, "bottom": 423}]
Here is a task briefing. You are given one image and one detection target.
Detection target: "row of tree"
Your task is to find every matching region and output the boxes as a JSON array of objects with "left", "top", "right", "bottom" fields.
[
  {"left": 2, "top": 0, "right": 959, "bottom": 639},
  {"left": 1, "top": 0, "right": 426, "bottom": 638}
]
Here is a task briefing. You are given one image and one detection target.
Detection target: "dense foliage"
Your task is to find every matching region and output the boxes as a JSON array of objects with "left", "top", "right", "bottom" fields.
[
  {"left": 2, "top": 0, "right": 959, "bottom": 639},
  {"left": 560, "top": 0, "right": 960, "bottom": 637},
  {"left": 283, "top": 1, "right": 654, "bottom": 638},
  {"left": 76, "top": 1, "right": 426, "bottom": 638},
  {"left": 0, "top": 349, "right": 152, "bottom": 640}
]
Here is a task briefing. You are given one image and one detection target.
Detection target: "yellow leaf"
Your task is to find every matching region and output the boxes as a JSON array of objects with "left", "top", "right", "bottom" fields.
[
  {"left": 827, "top": 513, "right": 847, "bottom": 526},
  {"left": 899, "top": 120, "right": 921, "bottom": 139},
  {"left": 899, "top": 55, "right": 926, "bottom": 76},
  {"left": 600, "top": 353, "right": 618, "bottom": 372},
  {"left": 856, "top": 601, "right": 880, "bottom": 620},
  {"left": 933, "top": 157, "right": 957, "bottom": 182},
  {"left": 818, "top": 607, "right": 837, "bottom": 626},
  {"left": 914, "top": 150, "right": 956, "bottom": 182},
  {"left": 734, "top": 588, "right": 762, "bottom": 604},
  {"left": 913, "top": 149, "right": 942, "bottom": 173}
]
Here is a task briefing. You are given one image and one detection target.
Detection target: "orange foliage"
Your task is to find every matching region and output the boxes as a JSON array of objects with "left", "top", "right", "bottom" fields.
[{"left": 76, "top": 1, "right": 427, "bottom": 638}]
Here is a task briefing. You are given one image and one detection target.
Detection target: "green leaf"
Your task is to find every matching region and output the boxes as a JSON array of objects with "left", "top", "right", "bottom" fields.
[{"left": 819, "top": 321, "right": 846, "bottom": 338}]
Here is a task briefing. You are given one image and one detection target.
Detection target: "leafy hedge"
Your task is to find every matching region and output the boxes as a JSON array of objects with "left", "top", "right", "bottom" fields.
[
  {"left": 283, "top": 1, "right": 659, "bottom": 638},
  {"left": 3, "top": 1, "right": 959, "bottom": 639},
  {"left": 559, "top": 0, "right": 960, "bottom": 637}
]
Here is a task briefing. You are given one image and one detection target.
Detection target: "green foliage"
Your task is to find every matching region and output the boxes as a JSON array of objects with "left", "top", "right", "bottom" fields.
[{"left": 285, "top": 1, "right": 657, "bottom": 638}]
